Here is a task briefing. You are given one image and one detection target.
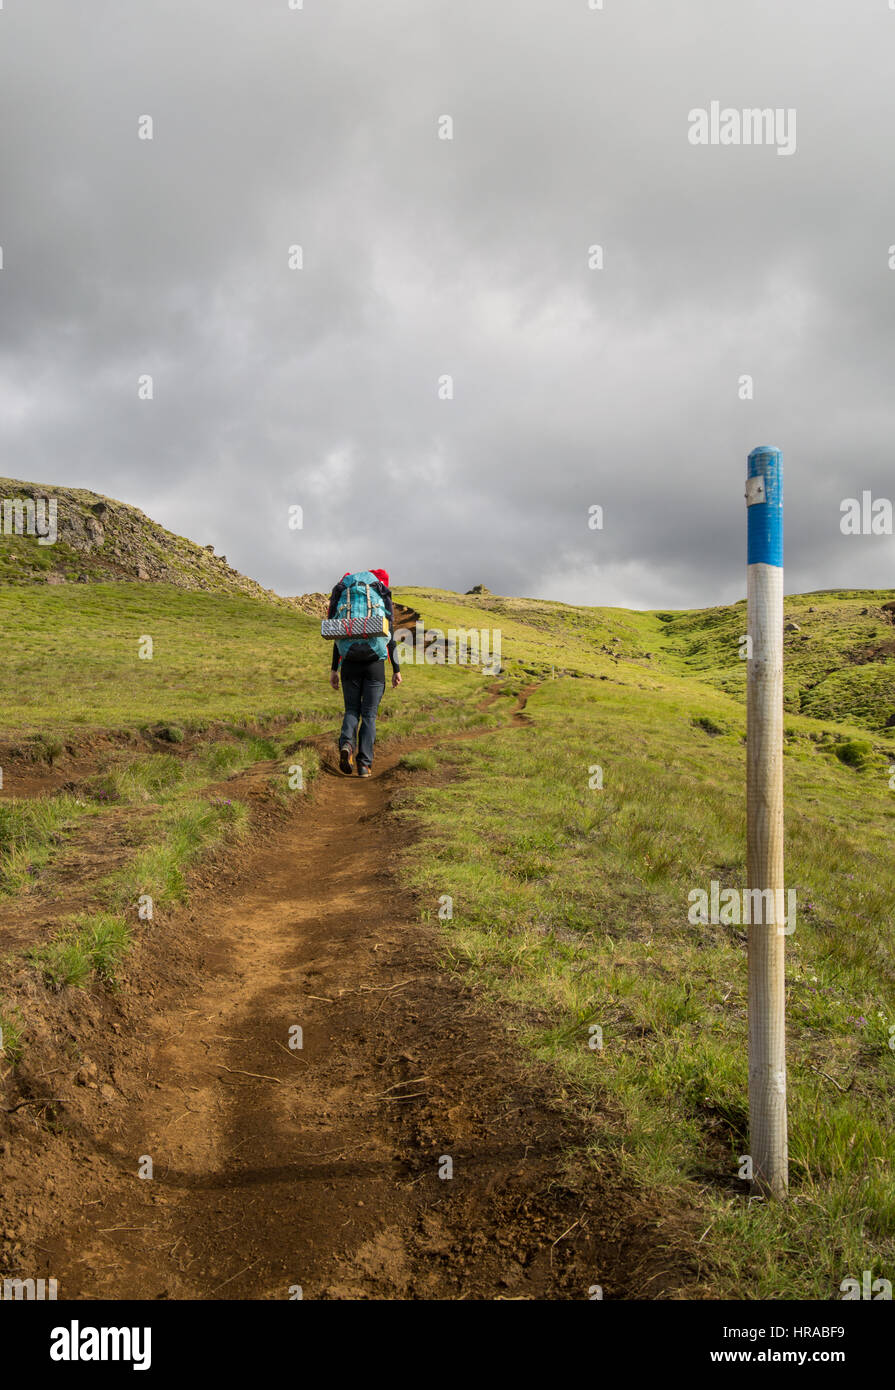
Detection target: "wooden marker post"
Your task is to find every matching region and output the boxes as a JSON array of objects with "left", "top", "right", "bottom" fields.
[{"left": 745, "top": 445, "right": 788, "bottom": 1199}]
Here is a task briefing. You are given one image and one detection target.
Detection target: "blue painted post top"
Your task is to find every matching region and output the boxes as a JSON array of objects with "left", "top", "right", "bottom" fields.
[{"left": 746, "top": 445, "right": 783, "bottom": 568}]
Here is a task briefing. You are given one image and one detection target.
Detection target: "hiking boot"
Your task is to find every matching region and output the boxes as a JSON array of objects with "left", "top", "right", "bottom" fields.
[
  {"left": 339, "top": 746, "right": 354, "bottom": 775},
  {"left": 357, "top": 765, "right": 372, "bottom": 778}
]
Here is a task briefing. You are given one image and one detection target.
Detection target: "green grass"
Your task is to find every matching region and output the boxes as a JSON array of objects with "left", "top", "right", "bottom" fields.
[
  {"left": 0, "top": 583, "right": 329, "bottom": 730},
  {"left": 0, "top": 1002, "right": 24, "bottom": 1064},
  {"left": 396, "top": 673, "right": 895, "bottom": 1299},
  {"left": 87, "top": 735, "right": 293, "bottom": 806},
  {"left": 108, "top": 796, "right": 250, "bottom": 910},
  {"left": 31, "top": 912, "right": 131, "bottom": 990},
  {"left": 834, "top": 739, "right": 873, "bottom": 770},
  {"left": 0, "top": 795, "right": 94, "bottom": 896},
  {"left": 89, "top": 753, "right": 187, "bottom": 804},
  {"left": 27, "top": 794, "right": 254, "bottom": 992},
  {"left": 399, "top": 751, "right": 440, "bottom": 771},
  {"left": 0, "top": 582, "right": 497, "bottom": 736}
]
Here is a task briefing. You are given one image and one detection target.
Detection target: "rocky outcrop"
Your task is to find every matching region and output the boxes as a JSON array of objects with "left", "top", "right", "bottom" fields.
[
  {"left": 290, "top": 592, "right": 330, "bottom": 618},
  {"left": 0, "top": 477, "right": 288, "bottom": 606}
]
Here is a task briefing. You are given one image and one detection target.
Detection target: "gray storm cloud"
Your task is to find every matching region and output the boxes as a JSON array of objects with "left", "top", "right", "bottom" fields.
[{"left": 1, "top": 0, "right": 893, "bottom": 607}]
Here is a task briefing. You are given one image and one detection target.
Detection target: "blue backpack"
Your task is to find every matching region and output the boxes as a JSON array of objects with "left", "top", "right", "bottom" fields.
[{"left": 333, "top": 571, "right": 390, "bottom": 662}]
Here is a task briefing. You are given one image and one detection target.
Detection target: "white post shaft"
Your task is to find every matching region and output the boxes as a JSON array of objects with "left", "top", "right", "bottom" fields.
[{"left": 746, "top": 561, "right": 788, "bottom": 1198}]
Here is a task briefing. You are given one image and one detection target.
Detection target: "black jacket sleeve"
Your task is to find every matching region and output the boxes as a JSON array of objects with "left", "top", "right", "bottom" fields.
[
  {"left": 328, "top": 584, "right": 343, "bottom": 671},
  {"left": 383, "top": 588, "right": 400, "bottom": 671}
]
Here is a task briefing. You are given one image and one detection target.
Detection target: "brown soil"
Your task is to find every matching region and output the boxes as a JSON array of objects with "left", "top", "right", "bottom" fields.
[
  {"left": 0, "top": 693, "right": 702, "bottom": 1300},
  {"left": 0, "top": 718, "right": 296, "bottom": 801}
]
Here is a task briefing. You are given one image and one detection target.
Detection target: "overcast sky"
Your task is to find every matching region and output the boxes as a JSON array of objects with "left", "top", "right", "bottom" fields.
[{"left": 1, "top": 0, "right": 893, "bottom": 608}]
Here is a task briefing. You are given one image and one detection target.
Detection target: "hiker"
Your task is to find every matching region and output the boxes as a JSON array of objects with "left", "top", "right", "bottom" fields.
[{"left": 327, "top": 568, "right": 402, "bottom": 777}]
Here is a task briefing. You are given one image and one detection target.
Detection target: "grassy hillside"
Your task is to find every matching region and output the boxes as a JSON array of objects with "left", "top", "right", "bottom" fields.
[
  {"left": 0, "top": 582, "right": 495, "bottom": 742},
  {"left": 398, "top": 584, "right": 895, "bottom": 735},
  {"left": 653, "top": 590, "right": 895, "bottom": 730},
  {"left": 0, "top": 540, "right": 892, "bottom": 1298},
  {"left": 390, "top": 585, "right": 895, "bottom": 1298}
]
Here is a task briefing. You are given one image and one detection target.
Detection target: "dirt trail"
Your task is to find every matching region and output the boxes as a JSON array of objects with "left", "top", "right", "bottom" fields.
[{"left": 5, "top": 691, "right": 695, "bottom": 1300}]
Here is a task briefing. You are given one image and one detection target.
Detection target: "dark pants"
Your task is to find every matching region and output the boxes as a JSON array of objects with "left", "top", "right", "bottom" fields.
[{"left": 339, "top": 661, "right": 386, "bottom": 769}]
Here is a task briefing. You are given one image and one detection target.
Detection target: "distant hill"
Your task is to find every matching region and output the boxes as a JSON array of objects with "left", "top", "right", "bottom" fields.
[
  {"left": 398, "top": 584, "right": 895, "bottom": 733},
  {"left": 0, "top": 477, "right": 413, "bottom": 626},
  {"left": 0, "top": 477, "right": 286, "bottom": 604},
  {"left": 2, "top": 476, "right": 891, "bottom": 734}
]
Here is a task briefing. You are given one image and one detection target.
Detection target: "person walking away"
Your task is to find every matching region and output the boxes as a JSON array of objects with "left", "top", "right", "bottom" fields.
[{"left": 327, "top": 568, "right": 402, "bottom": 777}]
